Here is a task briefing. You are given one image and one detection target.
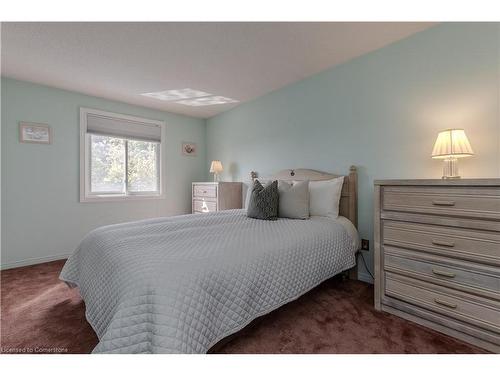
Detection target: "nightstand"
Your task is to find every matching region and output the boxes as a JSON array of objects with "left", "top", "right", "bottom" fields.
[{"left": 192, "top": 182, "right": 242, "bottom": 214}]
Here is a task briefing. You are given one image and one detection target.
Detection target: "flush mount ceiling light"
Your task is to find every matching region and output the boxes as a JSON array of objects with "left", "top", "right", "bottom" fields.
[
  {"left": 176, "top": 96, "right": 239, "bottom": 106},
  {"left": 141, "top": 88, "right": 212, "bottom": 101}
]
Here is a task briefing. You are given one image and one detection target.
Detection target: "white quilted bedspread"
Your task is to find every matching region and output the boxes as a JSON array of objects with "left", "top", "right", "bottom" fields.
[{"left": 60, "top": 209, "right": 356, "bottom": 353}]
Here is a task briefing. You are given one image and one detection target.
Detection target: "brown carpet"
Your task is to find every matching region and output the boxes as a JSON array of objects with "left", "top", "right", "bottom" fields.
[{"left": 0, "top": 260, "right": 487, "bottom": 354}]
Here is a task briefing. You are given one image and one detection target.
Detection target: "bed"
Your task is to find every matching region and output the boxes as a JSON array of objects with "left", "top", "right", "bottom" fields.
[{"left": 60, "top": 166, "right": 359, "bottom": 353}]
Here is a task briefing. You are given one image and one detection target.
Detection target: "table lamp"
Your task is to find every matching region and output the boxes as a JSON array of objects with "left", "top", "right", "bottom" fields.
[
  {"left": 210, "top": 160, "right": 223, "bottom": 181},
  {"left": 431, "top": 129, "right": 474, "bottom": 179}
]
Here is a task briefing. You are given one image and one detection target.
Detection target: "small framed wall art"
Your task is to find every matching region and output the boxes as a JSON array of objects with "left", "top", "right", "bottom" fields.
[
  {"left": 182, "top": 142, "right": 197, "bottom": 156},
  {"left": 19, "top": 122, "right": 52, "bottom": 144}
]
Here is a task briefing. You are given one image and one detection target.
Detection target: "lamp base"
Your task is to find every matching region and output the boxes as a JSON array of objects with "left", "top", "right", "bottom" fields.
[{"left": 442, "top": 157, "right": 461, "bottom": 179}]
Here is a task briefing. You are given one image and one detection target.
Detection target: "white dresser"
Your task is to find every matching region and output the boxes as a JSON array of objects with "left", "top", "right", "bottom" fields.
[
  {"left": 192, "top": 182, "right": 242, "bottom": 214},
  {"left": 374, "top": 179, "right": 500, "bottom": 353}
]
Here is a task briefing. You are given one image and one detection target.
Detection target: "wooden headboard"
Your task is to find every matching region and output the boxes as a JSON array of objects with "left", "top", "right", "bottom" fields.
[{"left": 264, "top": 166, "right": 358, "bottom": 228}]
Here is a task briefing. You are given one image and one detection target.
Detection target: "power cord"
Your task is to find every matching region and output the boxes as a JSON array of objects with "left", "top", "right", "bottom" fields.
[{"left": 357, "top": 251, "right": 374, "bottom": 280}]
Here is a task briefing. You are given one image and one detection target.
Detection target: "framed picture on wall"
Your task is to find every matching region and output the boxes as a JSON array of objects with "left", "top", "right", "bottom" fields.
[
  {"left": 19, "top": 122, "right": 52, "bottom": 144},
  {"left": 182, "top": 142, "right": 197, "bottom": 156}
]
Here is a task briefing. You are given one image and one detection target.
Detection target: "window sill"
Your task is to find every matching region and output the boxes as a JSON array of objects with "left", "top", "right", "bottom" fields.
[{"left": 80, "top": 194, "right": 165, "bottom": 203}]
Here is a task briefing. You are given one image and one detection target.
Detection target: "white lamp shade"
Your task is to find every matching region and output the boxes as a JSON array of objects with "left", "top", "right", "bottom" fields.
[
  {"left": 431, "top": 129, "right": 474, "bottom": 159},
  {"left": 210, "top": 160, "right": 223, "bottom": 174}
]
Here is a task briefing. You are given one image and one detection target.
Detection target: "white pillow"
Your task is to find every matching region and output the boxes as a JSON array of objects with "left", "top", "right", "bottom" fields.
[
  {"left": 308, "top": 176, "right": 344, "bottom": 217},
  {"left": 278, "top": 180, "right": 309, "bottom": 219},
  {"left": 244, "top": 182, "right": 252, "bottom": 209}
]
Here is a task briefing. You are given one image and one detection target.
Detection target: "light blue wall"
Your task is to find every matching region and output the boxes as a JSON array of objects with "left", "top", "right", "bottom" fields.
[
  {"left": 1, "top": 78, "right": 206, "bottom": 268},
  {"left": 206, "top": 23, "right": 500, "bottom": 281}
]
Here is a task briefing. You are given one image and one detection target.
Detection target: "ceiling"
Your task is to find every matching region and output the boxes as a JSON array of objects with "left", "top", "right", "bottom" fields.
[{"left": 1, "top": 22, "right": 435, "bottom": 118}]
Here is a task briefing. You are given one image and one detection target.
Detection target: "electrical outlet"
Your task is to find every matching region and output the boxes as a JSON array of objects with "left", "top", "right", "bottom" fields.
[{"left": 361, "top": 239, "right": 369, "bottom": 251}]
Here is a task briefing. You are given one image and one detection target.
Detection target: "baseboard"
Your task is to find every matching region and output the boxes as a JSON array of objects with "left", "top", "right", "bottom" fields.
[
  {"left": 357, "top": 272, "right": 374, "bottom": 284},
  {"left": 0, "top": 253, "right": 71, "bottom": 270}
]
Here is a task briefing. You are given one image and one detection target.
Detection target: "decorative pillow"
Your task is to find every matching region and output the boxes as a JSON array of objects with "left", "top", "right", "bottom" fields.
[
  {"left": 246, "top": 180, "right": 279, "bottom": 220},
  {"left": 309, "top": 176, "right": 344, "bottom": 218},
  {"left": 278, "top": 180, "right": 309, "bottom": 219},
  {"left": 244, "top": 179, "right": 270, "bottom": 209}
]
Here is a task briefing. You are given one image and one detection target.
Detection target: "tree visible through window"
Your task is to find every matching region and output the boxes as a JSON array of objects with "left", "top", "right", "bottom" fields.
[
  {"left": 128, "top": 139, "right": 159, "bottom": 192},
  {"left": 90, "top": 134, "right": 159, "bottom": 195},
  {"left": 91, "top": 135, "right": 125, "bottom": 193}
]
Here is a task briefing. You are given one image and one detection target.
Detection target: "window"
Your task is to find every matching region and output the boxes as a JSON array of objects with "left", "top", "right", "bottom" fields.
[{"left": 80, "top": 108, "right": 165, "bottom": 202}]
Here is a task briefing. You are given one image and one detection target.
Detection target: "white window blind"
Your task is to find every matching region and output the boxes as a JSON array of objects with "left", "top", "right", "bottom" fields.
[{"left": 86, "top": 113, "right": 162, "bottom": 142}]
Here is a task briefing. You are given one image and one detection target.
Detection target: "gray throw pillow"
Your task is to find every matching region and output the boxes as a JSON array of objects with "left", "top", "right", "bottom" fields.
[
  {"left": 246, "top": 180, "right": 279, "bottom": 220},
  {"left": 278, "top": 180, "right": 310, "bottom": 219}
]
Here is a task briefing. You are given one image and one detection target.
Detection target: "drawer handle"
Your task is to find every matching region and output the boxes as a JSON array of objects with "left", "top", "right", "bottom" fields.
[
  {"left": 432, "top": 200, "right": 455, "bottom": 206},
  {"left": 434, "top": 298, "right": 457, "bottom": 309},
  {"left": 431, "top": 239, "right": 455, "bottom": 247},
  {"left": 202, "top": 190, "right": 207, "bottom": 194},
  {"left": 432, "top": 268, "right": 456, "bottom": 278}
]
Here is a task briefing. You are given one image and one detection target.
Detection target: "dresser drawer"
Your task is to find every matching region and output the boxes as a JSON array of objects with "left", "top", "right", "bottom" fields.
[
  {"left": 382, "top": 186, "right": 500, "bottom": 220},
  {"left": 385, "top": 273, "right": 500, "bottom": 334},
  {"left": 384, "top": 247, "right": 500, "bottom": 300},
  {"left": 193, "top": 199, "right": 217, "bottom": 213},
  {"left": 193, "top": 184, "right": 217, "bottom": 198},
  {"left": 383, "top": 220, "right": 500, "bottom": 266}
]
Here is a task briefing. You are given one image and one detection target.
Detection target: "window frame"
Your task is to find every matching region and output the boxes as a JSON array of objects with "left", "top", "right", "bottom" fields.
[{"left": 80, "top": 107, "right": 166, "bottom": 202}]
